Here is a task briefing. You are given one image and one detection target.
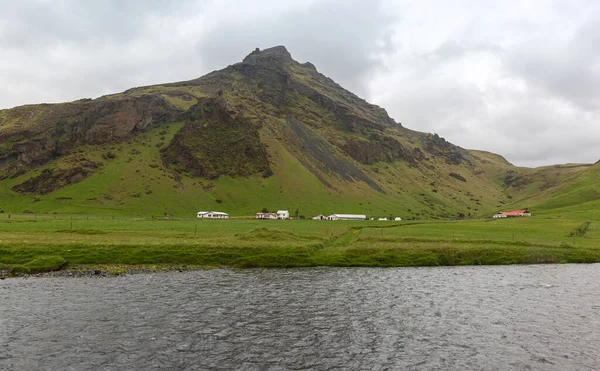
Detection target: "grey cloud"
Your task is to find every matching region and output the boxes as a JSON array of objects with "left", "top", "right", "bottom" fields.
[
  {"left": 1, "top": 1, "right": 198, "bottom": 48},
  {"left": 195, "top": 0, "right": 396, "bottom": 97},
  {"left": 0, "top": 0, "right": 208, "bottom": 108},
  {"left": 505, "top": 20, "right": 600, "bottom": 111}
]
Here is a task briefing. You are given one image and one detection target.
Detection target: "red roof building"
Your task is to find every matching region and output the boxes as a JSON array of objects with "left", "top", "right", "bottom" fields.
[{"left": 493, "top": 209, "right": 531, "bottom": 218}]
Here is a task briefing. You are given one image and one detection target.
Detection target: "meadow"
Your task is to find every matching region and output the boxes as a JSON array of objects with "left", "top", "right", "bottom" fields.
[{"left": 0, "top": 212, "right": 598, "bottom": 276}]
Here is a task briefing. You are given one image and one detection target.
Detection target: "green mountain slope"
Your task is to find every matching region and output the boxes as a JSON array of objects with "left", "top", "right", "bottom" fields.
[{"left": 0, "top": 46, "right": 595, "bottom": 218}]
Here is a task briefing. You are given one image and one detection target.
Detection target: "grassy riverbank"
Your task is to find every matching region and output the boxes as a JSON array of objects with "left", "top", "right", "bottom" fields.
[{"left": 0, "top": 214, "right": 598, "bottom": 275}]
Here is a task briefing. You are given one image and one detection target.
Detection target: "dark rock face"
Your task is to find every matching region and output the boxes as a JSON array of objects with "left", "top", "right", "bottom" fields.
[
  {"left": 78, "top": 95, "right": 179, "bottom": 143},
  {"left": 341, "top": 136, "right": 410, "bottom": 165},
  {"left": 285, "top": 115, "right": 384, "bottom": 193},
  {"left": 423, "top": 133, "right": 467, "bottom": 165},
  {"left": 503, "top": 170, "right": 532, "bottom": 190},
  {"left": 449, "top": 172, "right": 467, "bottom": 182},
  {"left": 161, "top": 98, "right": 271, "bottom": 180},
  {"left": 0, "top": 95, "right": 180, "bottom": 177},
  {"left": 12, "top": 167, "right": 92, "bottom": 195}
]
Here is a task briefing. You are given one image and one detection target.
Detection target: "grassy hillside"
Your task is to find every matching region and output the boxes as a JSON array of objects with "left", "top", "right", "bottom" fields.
[{"left": 527, "top": 163, "right": 600, "bottom": 217}]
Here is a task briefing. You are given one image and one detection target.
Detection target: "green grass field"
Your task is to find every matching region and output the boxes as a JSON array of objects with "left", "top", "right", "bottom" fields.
[{"left": 0, "top": 212, "right": 598, "bottom": 276}]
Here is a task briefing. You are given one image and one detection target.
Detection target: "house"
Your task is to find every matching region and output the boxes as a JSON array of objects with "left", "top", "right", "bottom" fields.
[
  {"left": 277, "top": 210, "right": 290, "bottom": 219},
  {"left": 256, "top": 212, "right": 278, "bottom": 219},
  {"left": 394, "top": 217, "right": 402, "bottom": 221},
  {"left": 493, "top": 209, "right": 531, "bottom": 218},
  {"left": 327, "top": 214, "right": 367, "bottom": 221},
  {"left": 197, "top": 211, "right": 229, "bottom": 219},
  {"left": 312, "top": 214, "right": 327, "bottom": 220}
]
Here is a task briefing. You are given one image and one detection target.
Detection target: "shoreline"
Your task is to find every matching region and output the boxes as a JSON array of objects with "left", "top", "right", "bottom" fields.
[
  {"left": 3, "top": 256, "right": 600, "bottom": 279},
  {"left": 0, "top": 264, "right": 211, "bottom": 279}
]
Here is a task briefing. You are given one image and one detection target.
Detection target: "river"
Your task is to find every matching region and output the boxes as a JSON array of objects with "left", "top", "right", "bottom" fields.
[{"left": 1, "top": 265, "right": 599, "bottom": 370}]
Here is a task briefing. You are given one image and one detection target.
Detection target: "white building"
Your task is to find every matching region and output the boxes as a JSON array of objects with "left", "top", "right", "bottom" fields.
[
  {"left": 256, "top": 212, "right": 278, "bottom": 219},
  {"left": 378, "top": 217, "right": 388, "bottom": 221},
  {"left": 312, "top": 214, "right": 326, "bottom": 220},
  {"left": 327, "top": 214, "right": 367, "bottom": 221},
  {"left": 197, "top": 211, "right": 229, "bottom": 219},
  {"left": 277, "top": 210, "right": 290, "bottom": 219},
  {"left": 394, "top": 217, "right": 402, "bottom": 221}
]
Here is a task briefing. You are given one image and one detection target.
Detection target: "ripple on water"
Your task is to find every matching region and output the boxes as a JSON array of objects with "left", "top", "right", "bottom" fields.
[{"left": 1, "top": 265, "right": 600, "bottom": 370}]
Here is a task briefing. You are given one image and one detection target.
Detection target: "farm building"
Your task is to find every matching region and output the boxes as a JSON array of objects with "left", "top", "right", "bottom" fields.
[
  {"left": 277, "top": 210, "right": 290, "bottom": 219},
  {"left": 378, "top": 217, "right": 388, "bottom": 221},
  {"left": 493, "top": 209, "right": 531, "bottom": 218},
  {"left": 394, "top": 217, "right": 402, "bottom": 221},
  {"left": 327, "top": 214, "right": 367, "bottom": 221},
  {"left": 197, "top": 211, "right": 229, "bottom": 219},
  {"left": 256, "top": 212, "right": 278, "bottom": 219},
  {"left": 312, "top": 214, "right": 326, "bottom": 220}
]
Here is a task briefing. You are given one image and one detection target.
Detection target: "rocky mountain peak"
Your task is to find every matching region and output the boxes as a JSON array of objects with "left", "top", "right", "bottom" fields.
[{"left": 242, "top": 45, "right": 295, "bottom": 70}]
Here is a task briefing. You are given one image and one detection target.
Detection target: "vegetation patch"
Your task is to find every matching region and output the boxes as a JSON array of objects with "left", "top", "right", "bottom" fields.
[
  {"left": 25, "top": 256, "right": 66, "bottom": 273},
  {"left": 568, "top": 222, "right": 591, "bottom": 237}
]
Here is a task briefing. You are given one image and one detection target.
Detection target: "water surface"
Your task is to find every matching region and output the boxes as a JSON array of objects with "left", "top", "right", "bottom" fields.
[{"left": 1, "top": 265, "right": 600, "bottom": 370}]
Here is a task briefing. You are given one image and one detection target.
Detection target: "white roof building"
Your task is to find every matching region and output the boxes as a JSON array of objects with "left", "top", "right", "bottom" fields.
[
  {"left": 327, "top": 214, "right": 367, "bottom": 220},
  {"left": 197, "top": 211, "right": 229, "bottom": 219},
  {"left": 277, "top": 210, "right": 290, "bottom": 219},
  {"left": 256, "top": 212, "right": 278, "bottom": 219}
]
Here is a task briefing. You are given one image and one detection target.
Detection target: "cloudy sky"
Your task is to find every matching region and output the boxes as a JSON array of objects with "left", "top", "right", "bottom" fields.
[{"left": 1, "top": 0, "right": 599, "bottom": 167}]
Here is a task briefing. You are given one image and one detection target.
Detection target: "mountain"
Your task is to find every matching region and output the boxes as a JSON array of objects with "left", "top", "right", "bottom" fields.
[{"left": 0, "top": 46, "right": 593, "bottom": 217}]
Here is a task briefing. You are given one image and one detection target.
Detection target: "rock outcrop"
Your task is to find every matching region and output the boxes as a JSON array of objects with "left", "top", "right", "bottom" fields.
[{"left": 161, "top": 98, "right": 271, "bottom": 179}]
